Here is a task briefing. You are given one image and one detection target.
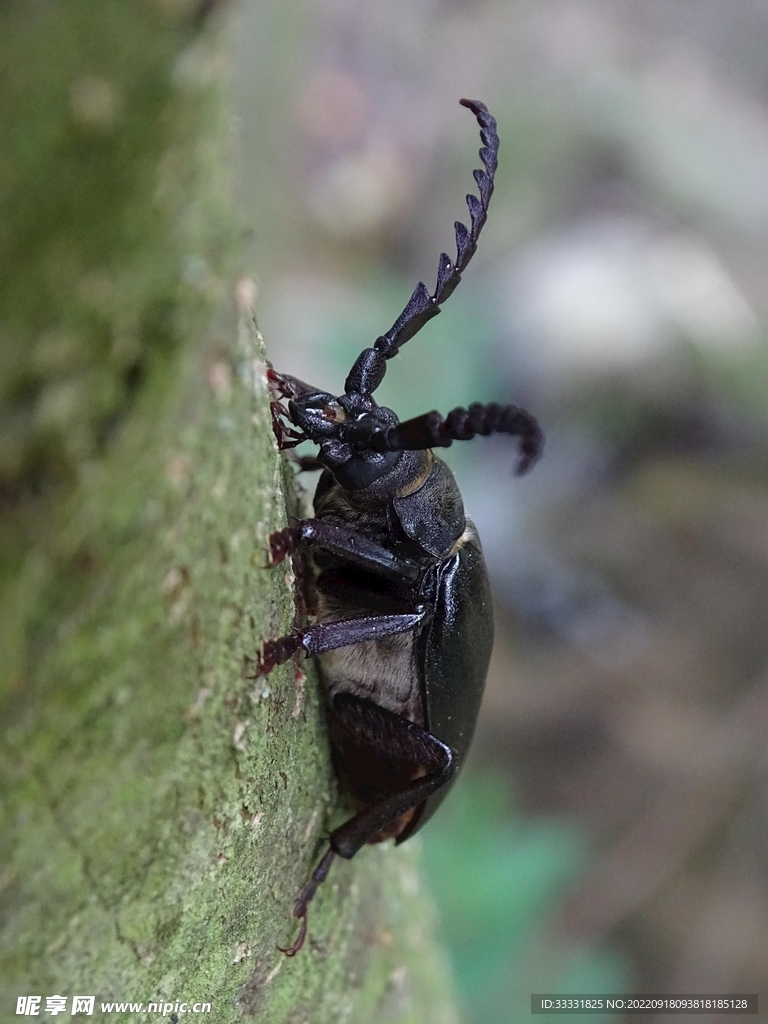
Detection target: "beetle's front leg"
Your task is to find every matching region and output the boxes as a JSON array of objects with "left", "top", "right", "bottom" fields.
[
  {"left": 268, "top": 518, "right": 419, "bottom": 582},
  {"left": 253, "top": 609, "right": 427, "bottom": 678}
]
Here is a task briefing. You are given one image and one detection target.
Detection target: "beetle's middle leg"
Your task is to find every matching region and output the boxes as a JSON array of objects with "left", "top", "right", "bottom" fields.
[{"left": 254, "top": 608, "right": 427, "bottom": 677}]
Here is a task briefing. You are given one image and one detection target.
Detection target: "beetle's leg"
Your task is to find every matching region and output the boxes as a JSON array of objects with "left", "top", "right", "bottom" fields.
[
  {"left": 332, "top": 772, "right": 450, "bottom": 854},
  {"left": 280, "top": 774, "right": 447, "bottom": 955},
  {"left": 253, "top": 608, "right": 427, "bottom": 678},
  {"left": 267, "top": 366, "right": 327, "bottom": 449},
  {"left": 269, "top": 400, "right": 308, "bottom": 450},
  {"left": 278, "top": 847, "right": 337, "bottom": 957},
  {"left": 279, "top": 695, "right": 455, "bottom": 955},
  {"left": 266, "top": 364, "right": 318, "bottom": 400},
  {"left": 268, "top": 519, "right": 420, "bottom": 582},
  {"left": 327, "top": 693, "right": 455, "bottom": 856}
]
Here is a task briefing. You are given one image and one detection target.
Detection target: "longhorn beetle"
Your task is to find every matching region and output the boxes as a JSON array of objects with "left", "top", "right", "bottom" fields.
[{"left": 258, "top": 99, "right": 543, "bottom": 955}]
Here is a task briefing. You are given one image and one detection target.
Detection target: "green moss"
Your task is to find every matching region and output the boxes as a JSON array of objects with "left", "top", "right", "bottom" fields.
[
  {"left": 1, "top": 313, "right": 458, "bottom": 1022},
  {"left": 0, "top": 1, "right": 223, "bottom": 590}
]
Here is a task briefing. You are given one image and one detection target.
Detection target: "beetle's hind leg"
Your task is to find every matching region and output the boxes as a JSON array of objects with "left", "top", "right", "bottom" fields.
[
  {"left": 327, "top": 693, "right": 455, "bottom": 854},
  {"left": 279, "top": 694, "right": 455, "bottom": 956},
  {"left": 278, "top": 847, "right": 337, "bottom": 957}
]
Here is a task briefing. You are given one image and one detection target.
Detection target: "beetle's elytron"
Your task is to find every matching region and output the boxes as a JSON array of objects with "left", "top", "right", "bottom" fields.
[{"left": 257, "top": 99, "right": 543, "bottom": 955}]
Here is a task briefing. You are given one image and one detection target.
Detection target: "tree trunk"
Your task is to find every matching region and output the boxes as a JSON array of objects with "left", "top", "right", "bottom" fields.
[{"left": 0, "top": 4, "right": 460, "bottom": 1021}]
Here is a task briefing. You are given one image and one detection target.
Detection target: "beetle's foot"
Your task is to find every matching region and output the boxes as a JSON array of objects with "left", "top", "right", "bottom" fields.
[
  {"left": 269, "top": 402, "right": 307, "bottom": 450},
  {"left": 277, "top": 848, "right": 337, "bottom": 957},
  {"left": 277, "top": 910, "right": 308, "bottom": 957},
  {"left": 252, "top": 634, "right": 304, "bottom": 677},
  {"left": 268, "top": 526, "right": 301, "bottom": 565}
]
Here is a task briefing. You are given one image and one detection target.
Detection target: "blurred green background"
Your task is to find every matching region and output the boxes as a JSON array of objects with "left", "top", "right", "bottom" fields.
[{"left": 233, "top": 1, "right": 768, "bottom": 1021}]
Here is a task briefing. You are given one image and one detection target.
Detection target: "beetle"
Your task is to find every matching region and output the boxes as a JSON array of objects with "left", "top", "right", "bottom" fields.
[{"left": 256, "top": 99, "right": 543, "bottom": 955}]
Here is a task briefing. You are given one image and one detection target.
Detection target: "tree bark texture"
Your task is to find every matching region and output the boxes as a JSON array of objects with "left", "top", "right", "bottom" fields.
[{"left": 0, "top": 3, "right": 460, "bottom": 1021}]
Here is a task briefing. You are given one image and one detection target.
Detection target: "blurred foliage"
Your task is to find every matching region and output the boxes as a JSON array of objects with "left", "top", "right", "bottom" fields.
[{"left": 422, "top": 770, "right": 630, "bottom": 1024}]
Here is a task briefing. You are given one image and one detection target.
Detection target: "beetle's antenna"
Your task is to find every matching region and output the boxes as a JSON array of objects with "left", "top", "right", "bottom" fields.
[
  {"left": 344, "top": 99, "right": 499, "bottom": 396},
  {"left": 344, "top": 401, "right": 544, "bottom": 476}
]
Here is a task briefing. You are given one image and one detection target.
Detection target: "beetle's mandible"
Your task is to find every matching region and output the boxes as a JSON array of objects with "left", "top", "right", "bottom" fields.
[{"left": 257, "top": 99, "right": 543, "bottom": 955}]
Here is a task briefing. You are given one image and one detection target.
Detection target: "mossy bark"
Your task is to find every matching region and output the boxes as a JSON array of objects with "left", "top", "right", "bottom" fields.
[{"left": 0, "top": 4, "right": 459, "bottom": 1022}]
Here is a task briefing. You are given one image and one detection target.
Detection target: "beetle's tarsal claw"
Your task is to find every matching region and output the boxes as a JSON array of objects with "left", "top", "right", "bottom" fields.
[
  {"left": 277, "top": 847, "right": 337, "bottom": 955},
  {"left": 267, "top": 366, "right": 317, "bottom": 401},
  {"left": 277, "top": 911, "right": 308, "bottom": 957},
  {"left": 254, "top": 634, "right": 304, "bottom": 677},
  {"left": 268, "top": 526, "right": 301, "bottom": 565},
  {"left": 269, "top": 401, "right": 308, "bottom": 451}
]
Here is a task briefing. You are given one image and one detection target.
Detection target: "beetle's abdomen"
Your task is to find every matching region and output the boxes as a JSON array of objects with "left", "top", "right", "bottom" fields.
[{"left": 315, "top": 579, "right": 424, "bottom": 726}]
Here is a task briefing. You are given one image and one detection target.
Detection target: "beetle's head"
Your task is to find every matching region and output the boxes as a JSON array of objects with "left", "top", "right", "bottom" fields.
[
  {"left": 268, "top": 365, "right": 437, "bottom": 498},
  {"left": 284, "top": 382, "right": 432, "bottom": 497},
  {"left": 269, "top": 351, "right": 542, "bottom": 496}
]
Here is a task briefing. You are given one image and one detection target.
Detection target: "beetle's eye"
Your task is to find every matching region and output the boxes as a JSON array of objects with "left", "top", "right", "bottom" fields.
[{"left": 321, "top": 401, "right": 346, "bottom": 422}]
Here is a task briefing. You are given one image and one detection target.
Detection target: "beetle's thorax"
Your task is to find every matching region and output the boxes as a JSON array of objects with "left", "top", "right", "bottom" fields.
[
  {"left": 338, "top": 449, "right": 433, "bottom": 508},
  {"left": 390, "top": 453, "right": 465, "bottom": 557},
  {"left": 314, "top": 451, "right": 466, "bottom": 561}
]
